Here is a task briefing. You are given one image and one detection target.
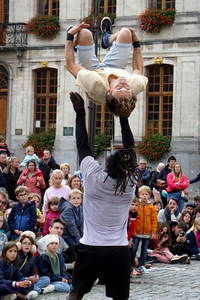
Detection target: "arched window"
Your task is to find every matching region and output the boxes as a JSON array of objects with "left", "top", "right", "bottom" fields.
[
  {"left": 149, "top": 0, "right": 175, "bottom": 9},
  {"left": 37, "top": 0, "right": 59, "bottom": 17},
  {"left": 34, "top": 68, "right": 57, "bottom": 133},
  {"left": 146, "top": 65, "right": 173, "bottom": 136}
]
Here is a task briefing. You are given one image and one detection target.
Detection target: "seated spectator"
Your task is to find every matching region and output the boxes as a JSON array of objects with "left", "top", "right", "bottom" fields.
[
  {"left": 8, "top": 186, "right": 37, "bottom": 240},
  {"left": 36, "top": 235, "right": 72, "bottom": 293},
  {"left": 148, "top": 222, "right": 188, "bottom": 264},
  {"left": 43, "top": 169, "right": 70, "bottom": 217},
  {"left": 158, "top": 198, "right": 181, "bottom": 226},
  {"left": 59, "top": 189, "right": 83, "bottom": 246},
  {"left": 3, "top": 157, "right": 22, "bottom": 201},
  {"left": 37, "top": 218, "right": 76, "bottom": 265},
  {"left": 194, "top": 206, "right": 200, "bottom": 218},
  {"left": 184, "top": 203, "right": 195, "bottom": 215},
  {"left": 0, "top": 136, "right": 10, "bottom": 157},
  {"left": 60, "top": 163, "right": 71, "bottom": 185},
  {"left": 153, "top": 200, "right": 162, "bottom": 215},
  {"left": 43, "top": 196, "right": 60, "bottom": 236},
  {"left": 67, "top": 175, "right": 83, "bottom": 192},
  {"left": 0, "top": 191, "right": 10, "bottom": 239},
  {"left": 29, "top": 193, "right": 45, "bottom": 237},
  {"left": 17, "top": 160, "right": 46, "bottom": 196},
  {"left": 0, "top": 211, "right": 7, "bottom": 254},
  {"left": 17, "top": 232, "right": 55, "bottom": 298},
  {"left": 178, "top": 211, "right": 194, "bottom": 230},
  {"left": 157, "top": 156, "right": 176, "bottom": 208},
  {"left": 169, "top": 221, "right": 188, "bottom": 257},
  {"left": 151, "top": 162, "right": 165, "bottom": 202},
  {"left": 19, "top": 146, "right": 41, "bottom": 169},
  {"left": 186, "top": 217, "right": 200, "bottom": 259},
  {"left": 194, "top": 195, "right": 200, "bottom": 208},
  {"left": 166, "top": 163, "right": 188, "bottom": 213},
  {"left": 0, "top": 241, "right": 34, "bottom": 299}
]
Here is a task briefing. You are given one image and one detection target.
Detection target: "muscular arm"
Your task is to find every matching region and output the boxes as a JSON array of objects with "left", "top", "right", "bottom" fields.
[{"left": 119, "top": 117, "right": 135, "bottom": 149}]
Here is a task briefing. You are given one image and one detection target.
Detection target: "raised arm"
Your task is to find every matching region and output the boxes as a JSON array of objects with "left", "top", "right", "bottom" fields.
[
  {"left": 129, "top": 28, "right": 143, "bottom": 75},
  {"left": 70, "top": 92, "right": 93, "bottom": 164},
  {"left": 65, "top": 22, "right": 89, "bottom": 78},
  {"left": 119, "top": 117, "right": 135, "bottom": 149}
]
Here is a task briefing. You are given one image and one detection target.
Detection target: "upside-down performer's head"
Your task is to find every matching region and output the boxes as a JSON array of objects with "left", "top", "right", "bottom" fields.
[{"left": 104, "top": 147, "right": 141, "bottom": 195}]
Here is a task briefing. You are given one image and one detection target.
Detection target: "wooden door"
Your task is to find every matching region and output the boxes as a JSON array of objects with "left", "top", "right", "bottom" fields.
[{"left": 0, "top": 94, "right": 7, "bottom": 137}]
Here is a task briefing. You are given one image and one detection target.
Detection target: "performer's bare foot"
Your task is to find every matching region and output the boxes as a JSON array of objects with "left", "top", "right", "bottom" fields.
[{"left": 70, "top": 92, "right": 84, "bottom": 112}]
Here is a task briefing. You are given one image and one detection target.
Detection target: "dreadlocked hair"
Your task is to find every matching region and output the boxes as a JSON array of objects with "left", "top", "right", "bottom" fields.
[
  {"left": 104, "top": 147, "right": 141, "bottom": 195},
  {"left": 106, "top": 93, "right": 137, "bottom": 117}
]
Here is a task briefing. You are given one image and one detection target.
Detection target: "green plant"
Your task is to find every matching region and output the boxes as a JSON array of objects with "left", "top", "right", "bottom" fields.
[
  {"left": 136, "top": 131, "right": 171, "bottom": 162},
  {"left": 80, "top": 11, "right": 116, "bottom": 36},
  {"left": 138, "top": 8, "right": 175, "bottom": 34},
  {"left": 21, "top": 130, "right": 55, "bottom": 158},
  {"left": 26, "top": 15, "right": 61, "bottom": 40},
  {"left": 94, "top": 133, "right": 112, "bottom": 159}
]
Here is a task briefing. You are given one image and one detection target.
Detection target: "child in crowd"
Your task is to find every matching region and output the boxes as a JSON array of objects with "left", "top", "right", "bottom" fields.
[
  {"left": 132, "top": 186, "right": 157, "bottom": 273},
  {"left": 186, "top": 217, "right": 200, "bottom": 259},
  {"left": 153, "top": 200, "right": 162, "bottom": 214},
  {"left": 184, "top": 203, "right": 195, "bottom": 215},
  {"left": 169, "top": 221, "right": 188, "bottom": 257},
  {"left": 29, "top": 193, "right": 45, "bottom": 237},
  {"left": 127, "top": 197, "right": 141, "bottom": 276},
  {"left": 0, "top": 211, "right": 7, "bottom": 254},
  {"left": 0, "top": 136, "right": 10, "bottom": 156},
  {"left": 17, "top": 233, "right": 55, "bottom": 298},
  {"left": 8, "top": 186, "right": 37, "bottom": 239},
  {"left": 178, "top": 211, "right": 194, "bottom": 230},
  {"left": 60, "top": 163, "right": 71, "bottom": 185},
  {"left": 148, "top": 222, "right": 188, "bottom": 264},
  {"left": 0, "top": 241, "right": 33, "bottom": 300},
  {"left": 43, "top": 197, "right": 60, "bottom": 236},
  {"left": 43, "top": 170, "right": 70, "bottom": 217},
  {"left": 59, "top": 189, "right": 83, "bottom": 246},
  {"left": 36, "top": 234, "right": 72, "bottom": 292},
  {"left": 193, "top": 206, "right": 200, "bottom": 218},
  {"left": 19, "top": 146, "right": 41, "bottom": 168}
]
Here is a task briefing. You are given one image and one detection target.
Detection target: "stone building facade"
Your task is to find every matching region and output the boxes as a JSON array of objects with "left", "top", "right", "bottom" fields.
[{"left": 0, "top": 0, "right": 200, "bottom": 195}]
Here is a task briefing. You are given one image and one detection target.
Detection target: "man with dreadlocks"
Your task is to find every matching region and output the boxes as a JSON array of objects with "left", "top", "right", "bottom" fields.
[
  {"left": 65, "top": 18, "right": 148, "bottom": 118},
  {"left": 68, "top": 92, "right": 141, "bottom": 300}
]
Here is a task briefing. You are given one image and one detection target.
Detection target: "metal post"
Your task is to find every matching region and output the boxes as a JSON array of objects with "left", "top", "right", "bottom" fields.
[{"left": 89, "top": 0, "right": 99, "bottom": 153}]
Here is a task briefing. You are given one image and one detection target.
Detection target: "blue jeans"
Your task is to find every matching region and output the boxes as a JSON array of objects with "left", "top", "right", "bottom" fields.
[
  {"left": 33, "top": 276, "right": 51, "bottom": 294},
  {"left": 167, "top": 191, "right": 185, "bottom": 213},
  {"left": 52, "top": 281, "right": 71, "bottom": 292},
  {"left": 132, "top": 237, "right": 150, "bottom": 267}
]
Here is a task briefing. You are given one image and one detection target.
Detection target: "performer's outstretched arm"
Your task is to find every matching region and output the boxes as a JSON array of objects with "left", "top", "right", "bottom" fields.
[
  {"left": 119, "top": 117, "right": 135, "bottom": 149},
  {"left": 70, "top": 92, "right": 93, "bottom": 164}
]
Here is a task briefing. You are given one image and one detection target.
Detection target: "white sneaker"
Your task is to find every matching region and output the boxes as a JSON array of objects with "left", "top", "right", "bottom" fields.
[
  {"left": 138, "top": 266, "right": 147, "bottom": 273},
  {"left": 42, "top": 284, "right": 55, "bottom": 294},
  {"left": 93, "top": 278, "right": 99, "bottom": 286},
  {"left": 25, "top": 291, "right": 39, "bottom": 299},
  {"left": 171, "top": 254, "right": 188, "bottom": 264},
  {"left": 0, "top": 294, "right": 17, "bottom": 300}
]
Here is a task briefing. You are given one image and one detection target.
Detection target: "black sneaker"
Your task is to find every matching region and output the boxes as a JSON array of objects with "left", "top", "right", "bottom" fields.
[
  {"left": 101, "top": 17, "right": 112, "bottom": 49},
  {"left": 66, "top": 25, "right": 77, "bottom": 52}
]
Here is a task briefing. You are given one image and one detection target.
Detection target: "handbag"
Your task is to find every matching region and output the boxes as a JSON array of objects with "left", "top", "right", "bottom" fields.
[{"left": 181, "top": 190, "right": 189, "bottom": 202}]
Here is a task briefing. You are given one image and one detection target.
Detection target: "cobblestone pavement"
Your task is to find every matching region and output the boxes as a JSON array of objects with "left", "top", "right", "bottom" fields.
[{"left": 36, "top": 260, "right": 200, "bottom": 300}]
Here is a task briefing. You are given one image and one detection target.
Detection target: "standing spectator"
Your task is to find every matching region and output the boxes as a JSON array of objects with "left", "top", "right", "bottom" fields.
[
  {"left": 158, "top": 197, "right": 181, "bottom": 225},
  {"left": 0, "top": 152, "right": 8, "bottom": 172},
  {"left": 166, "top": 163, "right": 188, "bottom": 213},
  {"left": 17, "top": 160, "right": 46, "bottom": 196},
  {"left": 0, "top": 172, "right": 6, "bottom": 191},
  {"left": 67, "top": 175, "right": 83, "bottom": 192},
  {"left": 43, "top": 170, "right": 70, "bottom": 217},
  {"left": 8, "top": 186, "right": 37, "bottom": 240},
  {"left": 39, "top": 149, "right": 60, "bottom": 192},
  {"left": 0, "top": 136, "right": 10, "bottom": 157},
  {"left": 60, "top": 163, "right": 71, "bottom": 185},
  {"left": 3, "top": 157, "right": 22, "bottom": 201},
  {"left": 59, "top": 189, "right": 83, "bottom": 246},
  {"left": 139, "top": 159, "right": 151, "bottom": 186},
  {"left": 132, "top": 186, "right": 157, "bottom": 273},
  {"left": 151, "top": 162, "right": 165, "bottom": 201},
  {"left": 19, "top": 146, "right": 41, "bottom": 169}
]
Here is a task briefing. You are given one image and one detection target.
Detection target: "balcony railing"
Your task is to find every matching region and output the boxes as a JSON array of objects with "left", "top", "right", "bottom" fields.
[{"left": 0, "top": 23, "right": 27, "bottom": 48}]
